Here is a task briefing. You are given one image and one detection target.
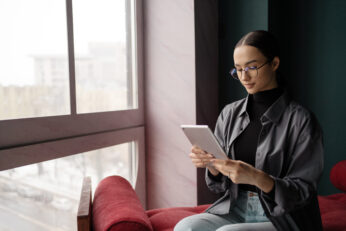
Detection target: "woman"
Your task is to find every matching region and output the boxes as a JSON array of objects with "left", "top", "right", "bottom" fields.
[{"left": 174, "top": 30, "right": 324, "bottom": 231}]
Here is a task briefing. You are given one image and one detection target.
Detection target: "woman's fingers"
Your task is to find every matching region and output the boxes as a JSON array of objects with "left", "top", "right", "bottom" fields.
[
  {"left": 209, "top": 159, "right": 258, "bottom": 184},
  {"left": 190, "top": 152, "right": 214, "bottom": 168},
  {"left": 210, "top": 159, "right": 238, "bottom": 169},
  {"left": 189, "top": 146, "right": 216, "bottom": 168},
  {"left": 191, "top": 158, "right": 208, "bottom": 167},
  {"left": 209, "top": 159, "right": 239, "bottom": 174},
  {"left": 191, "top": 158, "right": 204, "bottom": 168},
  {"left": 191, "top": 145, "right": 208, "bottom": 154},
  {"left": 189, "top": 152, "right": 213, "bottom": 159}
]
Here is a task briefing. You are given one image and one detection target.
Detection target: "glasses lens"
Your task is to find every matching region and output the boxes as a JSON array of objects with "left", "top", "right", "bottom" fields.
[
  {"left": 230, "top": 68, "right": 239, "bottom": 80},
  {"left": 247, "top": 68, "right": 258, "bottom": 78}
]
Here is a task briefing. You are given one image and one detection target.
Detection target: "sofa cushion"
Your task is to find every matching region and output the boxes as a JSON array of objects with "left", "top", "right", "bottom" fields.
[
  {"left": 93, "top": 176, "right": 153, "bottom": 231},
  {"left": 318, "top": 194, "right": 346, "bottom": 231},
  {"left": 146, "top": 204, "right": 210, "bottom": 231},
  {"left": 330, "top": 160, "right": 346, "bottom": 192}
]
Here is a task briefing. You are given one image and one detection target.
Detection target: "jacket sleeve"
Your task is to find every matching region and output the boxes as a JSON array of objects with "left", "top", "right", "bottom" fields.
[
  {"left": 205, "top": 106, "right": 231, "bottom": 194},
  {"left": 260, "top": 113, "right": 324, "bottom": 217}
]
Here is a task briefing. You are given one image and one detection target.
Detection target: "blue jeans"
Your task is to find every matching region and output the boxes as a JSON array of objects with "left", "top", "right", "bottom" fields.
[{"left": 174, "top": 189, "right": 276, "bottom": 231}]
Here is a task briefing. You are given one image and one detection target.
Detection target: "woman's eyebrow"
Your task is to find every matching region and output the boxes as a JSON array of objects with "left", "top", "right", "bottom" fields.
[{"left": 234, "top": 60, "right": 257, "bottom": 66}]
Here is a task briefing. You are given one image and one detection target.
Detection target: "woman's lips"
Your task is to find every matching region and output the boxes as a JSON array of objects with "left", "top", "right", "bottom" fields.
[{"left": 244, "top": 83, "right": 255, "bottom": 89}]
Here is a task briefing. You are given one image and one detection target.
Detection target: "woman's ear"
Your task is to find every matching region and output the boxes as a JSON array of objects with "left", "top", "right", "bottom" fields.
[{"left": 271, "top": 56, "right": 280, "bottom": 72}]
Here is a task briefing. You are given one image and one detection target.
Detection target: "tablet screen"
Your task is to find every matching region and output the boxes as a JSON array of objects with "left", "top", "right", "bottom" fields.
[{"left": 181, "top": 125, "right": 229, "bottom": 160}]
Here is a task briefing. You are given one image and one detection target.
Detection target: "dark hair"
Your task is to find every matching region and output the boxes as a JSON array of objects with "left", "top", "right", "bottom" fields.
[
  {"left": 235, "top": 30, "right": 285, "bottom": 86},
  {"left": 235, "top": 30, "right": 280, "bottom": 61}
]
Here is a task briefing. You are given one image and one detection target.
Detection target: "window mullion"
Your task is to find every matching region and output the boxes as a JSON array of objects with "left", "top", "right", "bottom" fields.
[{"left": 66, "top": 0, "right": 77, "bottom": 116}]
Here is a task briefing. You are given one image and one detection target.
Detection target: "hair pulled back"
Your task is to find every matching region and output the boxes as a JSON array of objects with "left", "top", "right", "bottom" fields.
[{"left": 235, "top": 30, "right": 284, "bottom": 87}]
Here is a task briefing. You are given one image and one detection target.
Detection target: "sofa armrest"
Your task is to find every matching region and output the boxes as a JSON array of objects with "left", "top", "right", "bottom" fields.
[
  {"left": 330, "top": 160, "right": 346, "bottom": 192},
  {"left": 92, "top": 175, "right": 153, "bottom": 231},
  {"left": 77, "top": 177, "right": 92, "bottom": 231}
]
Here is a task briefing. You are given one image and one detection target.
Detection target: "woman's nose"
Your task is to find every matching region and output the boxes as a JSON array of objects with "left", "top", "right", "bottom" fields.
[{"left": 240, "top": 70, "right": 251, "bottom": 81}]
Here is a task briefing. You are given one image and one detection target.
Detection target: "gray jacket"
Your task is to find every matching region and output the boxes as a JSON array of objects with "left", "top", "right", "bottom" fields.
[{"left": 204, "top": 91, "right": 324, "bottom": 231}]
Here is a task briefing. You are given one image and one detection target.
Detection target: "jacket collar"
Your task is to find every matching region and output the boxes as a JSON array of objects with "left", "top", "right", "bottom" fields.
[{"left": 238, "top": 89, "right": 291, "bottom": 124}]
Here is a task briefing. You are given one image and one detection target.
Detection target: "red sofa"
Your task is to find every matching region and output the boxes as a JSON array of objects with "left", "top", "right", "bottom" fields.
[
  {"left": 77, "top": 160, "right": 346, "bottom": 231},
  {"left": 318, "top": 160, "right": 346, "bottom": 231}
]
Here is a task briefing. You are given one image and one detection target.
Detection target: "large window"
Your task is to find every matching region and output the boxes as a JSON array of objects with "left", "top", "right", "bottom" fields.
[
  {"left": 0, "top": 0, "right": 70, "bottom": 120},
  {"left": 73, "top": 0, "right": 138, "bottom": 113},
  {"left": 0, "top": 0, "right": 145, "bottom": 230},
  {"left": 0, "top": 142, "right": 137, "bottom": 230},
  {"left": 0, "top": 0, "right": 139, "bottom": 120}
]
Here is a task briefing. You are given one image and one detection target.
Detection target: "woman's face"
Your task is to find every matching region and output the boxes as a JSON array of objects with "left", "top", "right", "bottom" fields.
[{"left": 233, "top": 45, "right": 279, "bottom": 94}]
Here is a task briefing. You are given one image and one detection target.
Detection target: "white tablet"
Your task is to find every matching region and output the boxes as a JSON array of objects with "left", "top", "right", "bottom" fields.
[{"left": 181, "top": 125, "right": 229, "bottom": 160}]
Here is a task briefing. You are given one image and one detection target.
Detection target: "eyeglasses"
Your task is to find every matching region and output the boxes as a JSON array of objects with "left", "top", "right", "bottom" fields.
[{"left": 229, "top": 60, "right": 271, "bottom": 80}]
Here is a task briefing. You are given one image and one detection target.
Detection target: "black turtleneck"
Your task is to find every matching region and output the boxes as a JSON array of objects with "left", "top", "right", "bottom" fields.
[{"left": 234, "top": 87, "right": 283, "bottom": 192}]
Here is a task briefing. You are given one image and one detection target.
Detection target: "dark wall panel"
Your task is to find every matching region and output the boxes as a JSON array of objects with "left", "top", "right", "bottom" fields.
[
  {"left": 219, "top": 0, "right": 268, "bottom": 110},
  {"left": 195, "top": 0, "right": 221, "bottom": 205},
  {"left": 269, "top": 0, "right": 346, "bottom": 195}
]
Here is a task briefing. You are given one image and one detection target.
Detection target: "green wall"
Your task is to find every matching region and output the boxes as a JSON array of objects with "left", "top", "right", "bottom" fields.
[
  {"left": 219, "top": 0, "right": 346, "bottom": 195},
  {"left": 219, "top": 0, "right": 268, "bottom": 107}
]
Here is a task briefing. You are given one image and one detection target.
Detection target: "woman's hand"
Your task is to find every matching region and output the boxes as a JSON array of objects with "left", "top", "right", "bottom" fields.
[
  {"left": 189, "top": 145, "right": 214, "bottom": 168},
  {"left": 210, "top": 159, "right": 274, "bottom": 193},
  {"left": 189, "top": 145, "right": 220, "bottom": 176}
]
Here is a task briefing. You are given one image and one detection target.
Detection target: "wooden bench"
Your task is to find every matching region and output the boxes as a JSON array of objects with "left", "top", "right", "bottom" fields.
[{"left": 77, "top": 177, "right": 92, "bottom": 231}]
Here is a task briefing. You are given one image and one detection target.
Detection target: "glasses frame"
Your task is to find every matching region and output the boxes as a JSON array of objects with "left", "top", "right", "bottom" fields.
[{"left": 229, "top": 60, "right": 271, "bottom": 80}]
